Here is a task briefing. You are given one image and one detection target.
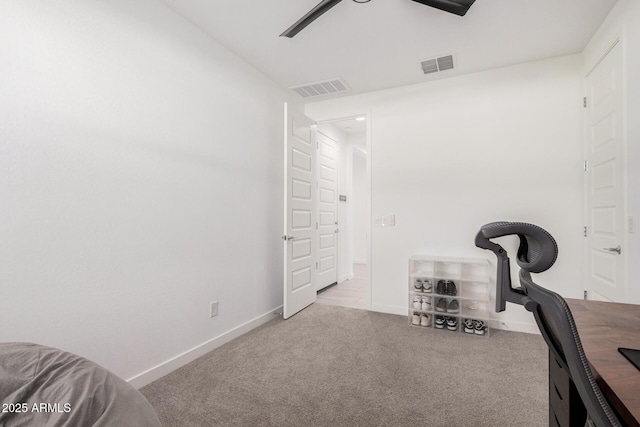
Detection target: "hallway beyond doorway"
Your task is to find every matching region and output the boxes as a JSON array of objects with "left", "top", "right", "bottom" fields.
[{"left": 316, "top": 263, "right": 368, "bottom": 310}]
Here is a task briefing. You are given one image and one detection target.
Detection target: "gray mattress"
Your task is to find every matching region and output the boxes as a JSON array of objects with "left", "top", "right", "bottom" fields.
[{"left": 0, "top": 343, "right": 162, "bottom": 426}]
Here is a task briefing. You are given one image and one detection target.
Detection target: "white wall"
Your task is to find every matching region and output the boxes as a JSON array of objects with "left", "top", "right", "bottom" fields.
[
  {"left": 584, "top": 0, "right": 640, "bottom": 304},
  {"left": 307, "top": 55, "right": 584, "bottom": 332},
  {"left": 0, "top": 0, "right": 288, "bottom": 385}
]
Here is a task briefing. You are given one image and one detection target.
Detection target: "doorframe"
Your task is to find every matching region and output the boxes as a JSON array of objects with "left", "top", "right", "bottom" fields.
[
  {"left": 582, "top": 34, "right": 629, "bottom": 302},
  {"left": 316, "top": 112, "right": 372, "bottom": 310}
]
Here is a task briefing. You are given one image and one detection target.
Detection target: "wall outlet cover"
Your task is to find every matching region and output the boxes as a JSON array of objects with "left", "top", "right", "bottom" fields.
[{"left": 210, "top": 301, "right": 219, "bottom": 318}]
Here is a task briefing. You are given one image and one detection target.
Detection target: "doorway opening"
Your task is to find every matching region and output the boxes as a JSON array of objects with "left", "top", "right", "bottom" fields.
[{"left": 314, "top": 115, "right": 371, "bottom": 310}]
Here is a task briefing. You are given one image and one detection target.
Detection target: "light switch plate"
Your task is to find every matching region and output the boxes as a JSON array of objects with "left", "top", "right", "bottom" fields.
[
  {"left": 374, "top": 215, "right": 395, "bottom": 227},
  {"left": 386, "top": 214, "right": 395, "bottom": 226}
]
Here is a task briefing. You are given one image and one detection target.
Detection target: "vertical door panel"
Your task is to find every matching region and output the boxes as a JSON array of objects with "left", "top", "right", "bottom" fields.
[
  {"left": 284, "top": 103, "right": 317, "bottom": 319},
  {"left": 585, "top": 41, "right": 625, "bottom": 302},
  {"left": 316, "top": 132, "right": 338, "bottom": 290}
]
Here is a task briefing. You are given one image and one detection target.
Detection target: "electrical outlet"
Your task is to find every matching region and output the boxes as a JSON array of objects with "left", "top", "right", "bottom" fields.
[{"left": 210, "top": 301, "right": 219, "bottom": 318}]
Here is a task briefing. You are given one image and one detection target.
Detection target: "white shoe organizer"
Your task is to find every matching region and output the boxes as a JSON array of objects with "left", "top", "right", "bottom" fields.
[{"left": 409, "top": 256, "right": 491, "bottom": 337}]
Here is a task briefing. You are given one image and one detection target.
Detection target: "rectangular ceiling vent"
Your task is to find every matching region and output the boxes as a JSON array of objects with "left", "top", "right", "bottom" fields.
[
  {"left": 421, "top": 54, "right": 455, "bottom": 75},
  {"left": 291, "top": 78, "right": 350, "bottom": 98}
]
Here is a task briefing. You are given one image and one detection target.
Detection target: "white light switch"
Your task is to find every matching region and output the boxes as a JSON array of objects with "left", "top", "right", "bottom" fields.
[
  {"left": 386, "top": 214, "right": 395, "bottom": 226},
  {"left": 374, "top": 215, "right": 395, "bottom": 227}
]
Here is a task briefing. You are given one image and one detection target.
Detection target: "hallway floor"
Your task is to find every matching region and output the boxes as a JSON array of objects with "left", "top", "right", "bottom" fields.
[{"left": 316, "top": 263, "right": 368, "bottom": 310}]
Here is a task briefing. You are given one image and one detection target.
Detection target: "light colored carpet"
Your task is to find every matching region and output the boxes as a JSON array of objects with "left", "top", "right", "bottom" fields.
[{"left": 141, "top": 304, "right": 548, "bottom": 427}]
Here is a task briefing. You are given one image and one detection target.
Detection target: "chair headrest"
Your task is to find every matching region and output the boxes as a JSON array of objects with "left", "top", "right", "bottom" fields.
[{"left": 476, "top": 221, "right": 558, "bottom": 273}]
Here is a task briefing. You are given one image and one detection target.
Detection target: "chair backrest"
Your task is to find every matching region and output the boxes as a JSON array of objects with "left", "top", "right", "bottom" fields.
[
  {"left": 519, "top": 271, "right": 620, "bottom": 427},
  {"left": 474, "top": 221, "right": 559, "bottom": 312},
  {"left": 476, "top": 221, "right": 621, "bottom": 427}
]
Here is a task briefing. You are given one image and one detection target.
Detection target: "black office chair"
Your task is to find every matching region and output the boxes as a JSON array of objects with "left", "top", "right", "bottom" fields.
[{"left": 475, "top": 221, "right": 622, "bottom": 427}]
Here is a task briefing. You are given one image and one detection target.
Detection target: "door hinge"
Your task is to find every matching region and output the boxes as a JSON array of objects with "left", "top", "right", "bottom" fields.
[
  {"left": 584, "top": 226, "right": 587, "bottom": 237},
  {"left": 315, "top": 262, "right": 318, "bottom": 269},
  {"left": 316, "top": 222, "right": 318, "bottom": 230},
  {"left": 584, "top": 290, "right": 588, "bottom": 300},
  {"left": 584, "top": 160, "right": 588, "bottom": 172},
  {"left": 583, "top": 97, "right": 587, "bottom": 108}
]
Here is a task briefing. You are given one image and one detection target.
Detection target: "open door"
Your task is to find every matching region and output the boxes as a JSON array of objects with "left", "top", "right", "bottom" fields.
[
  {"left": 316, "top": 131, "right": 339, "bottom": 291},
  {"left": 584, "top": 41, "right": 626, "bottom": 302},
  {"left": 283, "top": 102, "right": 317, "bottom": 319}
]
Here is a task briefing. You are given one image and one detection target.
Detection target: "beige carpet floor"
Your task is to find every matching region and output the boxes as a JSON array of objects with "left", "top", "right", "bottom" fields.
[{"left": 141, "top": 304, "right": 548, "bottom": 427}]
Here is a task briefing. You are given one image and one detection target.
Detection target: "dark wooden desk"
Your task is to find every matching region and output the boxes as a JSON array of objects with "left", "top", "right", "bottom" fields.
[{"left": 558, "top": 299, "right": 640, "bottom": 427}]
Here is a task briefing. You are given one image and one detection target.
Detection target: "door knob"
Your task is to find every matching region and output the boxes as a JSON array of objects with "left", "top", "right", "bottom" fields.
[
  {"left": 603, "top": 245, "right": 621, "bottom": 254},
  {"left": 282, "top": 235, "right": 299, "bottom": 241}
]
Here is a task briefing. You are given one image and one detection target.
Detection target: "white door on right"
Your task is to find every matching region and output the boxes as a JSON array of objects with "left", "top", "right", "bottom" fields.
[
  {"left": 316, "top": 131, "right": 338, "bottom": 291},
  {"left": 585, "top": 40, "right": 626, "bottom": 302}
]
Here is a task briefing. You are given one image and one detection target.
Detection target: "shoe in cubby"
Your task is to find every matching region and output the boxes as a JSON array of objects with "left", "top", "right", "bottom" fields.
[
  {"left": 446, "top": 299, "right": 459, "bottom": 314},
  {"left": 412, "top": 313, "right": 421, "bottom": 326},
  {"left": 435, "top": 298, "right": 447, "bottom": 312},
  {"left": 446, "top": 280, "right": 457, "bottom": 296},
  {"left": 445, "top": 316, "right": 458, "bottom": 331},
  {"left": 421, "top": 313, "right": 432, "bottom": 327},
  {"left": 463, "top": 319, "right": 475, "bottom": 334},
  {"left": 434, "top": 315, "right": 446, "bottom": 329},
  {"left": 414, "top": 278, "right": 424, "bottom": 293},
  {"left": 421, "top": 296, "right": 432, "bottom": 311},
  {"left": 474, "top": 320, "right": 486, "bottom": 335}
]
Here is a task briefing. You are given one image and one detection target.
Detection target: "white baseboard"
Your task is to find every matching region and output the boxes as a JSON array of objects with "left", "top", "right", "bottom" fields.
[
  {"left": 338, "top": 273, "right": 353, "bottom": 283},
  {"left": 489, "top": 319, "right": 540, "bottom": 335},
  {"left": 127, "top": 306, "right": 282, "bottom": 389}
]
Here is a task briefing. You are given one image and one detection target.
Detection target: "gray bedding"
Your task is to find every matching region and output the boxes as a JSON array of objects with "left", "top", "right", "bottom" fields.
[{"left": 0, "top": 343, "right": 161, "bottom": 426}]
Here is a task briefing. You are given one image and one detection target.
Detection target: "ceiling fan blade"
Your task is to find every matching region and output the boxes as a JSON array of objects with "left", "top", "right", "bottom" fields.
[
  {"left": 410, "top": 0, "right": 476, "bottom": 16},
  {"left": 280, "top": 0, "right": 343, "bottom": 38}
]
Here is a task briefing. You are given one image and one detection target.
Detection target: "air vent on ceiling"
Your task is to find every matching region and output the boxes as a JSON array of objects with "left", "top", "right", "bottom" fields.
[
  {"left": 421, "top": 54, "right": 455, "bottom": 75},
  {"left": 290, "top": 78, "right": 350, "bottom": 98}
]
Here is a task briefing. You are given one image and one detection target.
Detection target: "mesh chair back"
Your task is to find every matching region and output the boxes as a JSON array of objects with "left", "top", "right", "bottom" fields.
[
  {"left": 475, "top": 221, "right": 622, "bottom": 426},
  {"left": 520, "top": 267, "right": 621, "bottom": 427}
]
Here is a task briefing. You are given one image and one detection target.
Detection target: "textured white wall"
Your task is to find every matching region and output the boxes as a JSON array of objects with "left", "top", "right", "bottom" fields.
[
  {"left": 307, "top": 55, "right": 584, "bottom": 332},
  {"left": 0, "top": 0, "right": 287, "bottom": 381},
  {"left": 584, "top": 0, "right": 640, "bottom": 304}
]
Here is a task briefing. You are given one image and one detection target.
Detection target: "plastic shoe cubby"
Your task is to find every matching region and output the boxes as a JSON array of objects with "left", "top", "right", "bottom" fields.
[{"left": 409, "top": 256, "right": 491, "bottom": 337}]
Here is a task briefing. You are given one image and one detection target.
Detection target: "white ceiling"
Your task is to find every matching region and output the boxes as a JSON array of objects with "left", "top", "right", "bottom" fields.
[
  {"left": 161, "top": 0, "right": 617, "bottom": 99},
  {"left": 330, "top": 117, "right": 367, "bottom": 139}
]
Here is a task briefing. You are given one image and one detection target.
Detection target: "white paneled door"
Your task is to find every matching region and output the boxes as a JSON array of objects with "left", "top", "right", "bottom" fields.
[
  {"left": 317, "top": 131, "right": 338, "bottom": 290},
  {"left": 283, "top": 103, "right": 317, "bottom": 319},
  {"left": 585, "top": 41, "right": 626, "bottom": 302}
]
